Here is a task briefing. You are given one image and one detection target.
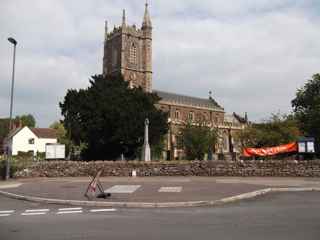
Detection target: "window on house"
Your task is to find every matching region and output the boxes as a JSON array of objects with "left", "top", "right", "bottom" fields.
[
  {"left": 129, "top": 43, "right": 137, "bottom": 64},
  {"left": 28, "top": 138, "right": 35, "bottom": 145}
]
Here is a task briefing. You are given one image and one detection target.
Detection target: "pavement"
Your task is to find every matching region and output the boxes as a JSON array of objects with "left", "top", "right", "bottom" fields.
[{"left": 1, "top": 177, "right": 320, "bottom": 208}]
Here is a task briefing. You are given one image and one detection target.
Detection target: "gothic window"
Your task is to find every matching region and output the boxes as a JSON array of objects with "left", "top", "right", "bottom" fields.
[
  {"left": 176, "top": 135, "right": 184, "bottom": 149},
  {"left": 188, "top": 111, "right": 194, "bottom": 121},
  {"left": 129, "top": 43, "right": 137, "bottom": 64},
  {"left": 174, "top": 110, "right": 180, "bottom": 120},
  {"left": 112, "top": 49, "right": 118, "bottom": 67},
  {"left": 203, "top": 112, "right": 208, "bottom": 122},
  {"left": 223, "top": 132, "right": 229, "bottom": 152}
]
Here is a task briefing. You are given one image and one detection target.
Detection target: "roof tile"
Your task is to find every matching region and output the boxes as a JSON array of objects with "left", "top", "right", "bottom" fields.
[{"left": 154, "top": 90, "right": 224, "bottom": 111}]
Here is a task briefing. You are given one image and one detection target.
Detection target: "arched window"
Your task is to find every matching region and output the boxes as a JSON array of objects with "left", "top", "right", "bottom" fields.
[
  {"left": 129, "top": 43, "right": 137, "bottom": 64},
  {"left": 188, "top": 111, "right": 194, "bottom": 121},
  {"left": 112, "top": 49, "right": 118, "bottom": 66},
  {"left": 174, "top": 110, "right": 180, "bottom": 120}
]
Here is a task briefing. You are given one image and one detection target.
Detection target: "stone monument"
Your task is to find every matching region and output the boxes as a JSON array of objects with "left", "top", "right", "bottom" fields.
[{"left": 142, "top": 118, "right": 151, "bottom": 162}]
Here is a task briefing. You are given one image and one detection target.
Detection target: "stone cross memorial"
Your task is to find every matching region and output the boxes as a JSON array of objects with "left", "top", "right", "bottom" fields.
[{"left": 142, "top": 118, "right": 151, "bottom": 162}]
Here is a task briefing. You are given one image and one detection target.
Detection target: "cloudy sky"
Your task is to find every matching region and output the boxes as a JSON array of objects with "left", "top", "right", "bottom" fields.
[{"left": 1, "top": 0, "right": 320, "bottom": 127}]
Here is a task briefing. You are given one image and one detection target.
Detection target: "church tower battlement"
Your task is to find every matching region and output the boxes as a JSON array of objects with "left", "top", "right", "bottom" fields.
[{"left": 103, "top": 3, "right": 153, "bottom": 92}]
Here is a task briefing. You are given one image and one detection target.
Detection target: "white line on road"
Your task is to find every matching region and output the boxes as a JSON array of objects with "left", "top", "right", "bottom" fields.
[
  {"left": 0, "top": 210, "right": 15, "bottom": 214},
  {"left": 21, "top": 212, "right": 47, "bottom": 216},
  {"left": 57, "top": 210, "right": 83, "bottom": 215},
  {"left": 58, "top": 207, "right": 82, "bottom": 211},
  {"left": 0, "top": 214, "right": 11, "bottom": 217},
  {"left": 158, "top": 187, "right": 183, "bottom": 193},
  {"left": 89, "top": 209, "right": 117, "bottom": 213},
  {"left": 25, "top": 209, "right": 50, "bottom": 213},
  {"left": 106, "top": 185, "right": 141, "bottom": 194}
]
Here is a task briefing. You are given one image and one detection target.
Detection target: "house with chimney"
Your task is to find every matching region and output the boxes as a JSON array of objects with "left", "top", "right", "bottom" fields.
[{"left": 3, "top": 126, "right": 57, "bottom": 156}]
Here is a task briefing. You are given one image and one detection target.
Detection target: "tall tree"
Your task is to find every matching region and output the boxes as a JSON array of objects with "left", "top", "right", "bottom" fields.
[
  {"left": 181, "top": 121, "right": 218, "bottom": 160},
  {"left": 15, "top": 114, "right": 36, "bottom": 128},
  {"left": 292, "top": 74, "right": 320, "bottom": 153},
  {"left": 60, "top": 74, "right": 168, "bottom": 160},
  {"left": 50, "top": 121, "right": 68, "bottom": 145}
]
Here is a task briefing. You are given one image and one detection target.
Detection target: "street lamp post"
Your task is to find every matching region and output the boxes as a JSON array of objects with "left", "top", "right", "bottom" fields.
[{"left": 6, "top": 37, "right": 18, "bottom": 180}]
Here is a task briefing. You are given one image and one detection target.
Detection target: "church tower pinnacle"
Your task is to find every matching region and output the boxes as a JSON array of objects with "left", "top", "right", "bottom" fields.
[
  {"left": 142, "top": 2, "right": 152, "bottom": 29},
  {"left": 122, "top": 9, "right": 126, "bottom": 27}
]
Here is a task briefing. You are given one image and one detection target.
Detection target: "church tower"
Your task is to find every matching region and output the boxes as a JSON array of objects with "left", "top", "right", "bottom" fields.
[{"left": 103, "top": 3, "right": 153, "bottom": 92}]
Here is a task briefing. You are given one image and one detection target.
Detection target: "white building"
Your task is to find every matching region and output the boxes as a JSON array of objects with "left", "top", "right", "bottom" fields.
[{"left": 3, "top": 126, "right": 57, "bottom": 156}]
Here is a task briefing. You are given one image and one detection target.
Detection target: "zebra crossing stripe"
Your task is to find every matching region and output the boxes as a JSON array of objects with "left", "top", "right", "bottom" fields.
[
  {"left": 105, "top": 185, "right": 141, "bottom": 194},
  {"left": 0, "top": 214, "right": 11, "bottom": 217},
  {"left": 57, "top": 210, "right": 83, "bottom": 215},
  {"left": 90, "top": 209, "right": 117, "bottom": 213},
  {"left": 158, "top": 187, "right": 183, "bottom": 193},
  {"left": 0, "top": 210, "right": 15, "bottom": 214},
  {"left": 22, "top": 212, "right": 47, "bottom": 216},
  {"left": 58, "top": 207, "right": 82, "bottom": 211},
  {"left": 25, "top": 209, "right": 50, "bottom": 213}
]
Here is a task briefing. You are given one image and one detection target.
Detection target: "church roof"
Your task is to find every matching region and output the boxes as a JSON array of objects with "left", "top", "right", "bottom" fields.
[{"left": 154, "top": 90, "right": 224, "bottom": 112}]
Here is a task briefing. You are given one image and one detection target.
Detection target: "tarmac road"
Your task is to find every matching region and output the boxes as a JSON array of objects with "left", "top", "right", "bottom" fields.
[{"left": 0, "top": 192, "right": 320, "bottom": 240}]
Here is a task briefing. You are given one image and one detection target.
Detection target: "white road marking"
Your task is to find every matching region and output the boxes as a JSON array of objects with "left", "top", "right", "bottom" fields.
[
  {"left": 25, "top": 209, "right": 50, "bottom": 213},
  {"left": 57, "top": 210, "right": 83, "bottom": 215},
  {"left": 0, "top": 207, "right": 118, "bottom": 217},
  {"left": 105, "top": 185, "right": 141, "bottom": 194},
  {"left": 0, "top": 183, "right": 22, "bottom": 189},
  {"left": 158, "top": 187, "right": 183, "bottom": 193},
  {"left": 0, "top": 210, "right": 15, "bottom": 214},
  {"left": 0, "top": 214, "right": 11, "bottom": 217},
  {"left": 58, "top": 207, "right": 82, "bottom": 211},
  {"left": 21, "top": 212, "right": 47, "bottom": 216},
  {"left": 90, "top": 208, "right": 117, "bottom": 213}
]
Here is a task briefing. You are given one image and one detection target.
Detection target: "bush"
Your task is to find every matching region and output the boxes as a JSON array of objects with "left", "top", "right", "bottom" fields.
[
  {"left": 0, "top": 160, "right": 17, "bottom": 179},
  {"left": 16, "top": 151, "right": 34, "bottom": 161},
  {"left": 0, "top": 158, "right": 33, "bottom": 179}
]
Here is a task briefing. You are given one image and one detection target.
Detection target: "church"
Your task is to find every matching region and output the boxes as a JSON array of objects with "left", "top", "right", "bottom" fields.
[{"left": 103, "top": 3, "right": 247, "bottom": 160}]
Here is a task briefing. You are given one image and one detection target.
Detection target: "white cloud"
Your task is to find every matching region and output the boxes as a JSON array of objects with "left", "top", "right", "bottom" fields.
[{"left": 0, "top": 0, "right": 320, "bottom": 126}]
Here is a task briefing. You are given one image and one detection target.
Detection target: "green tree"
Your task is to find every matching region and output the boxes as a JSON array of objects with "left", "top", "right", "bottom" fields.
[
  {"left": 60, "top": 74, "right": 168, "bottom": 160},
  {"left": 292, "top": 74, "right": 320, "bottom": 153},
  {"left": 235, "top": 113, "right": 300, "bottom": 149},
  {"left": 181, "top": 121, "right": 218, "bottom": 160},
  {"left": 15, "top": 114, "right": 36, "bottom": 127},
  {"left": 50, "top": 121, "right": 68, "bottom": 145}
]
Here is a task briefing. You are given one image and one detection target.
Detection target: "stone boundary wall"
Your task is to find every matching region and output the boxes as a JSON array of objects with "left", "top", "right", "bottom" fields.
[{"left": 14, "top": 160, "right": 320, "bottom": 178}]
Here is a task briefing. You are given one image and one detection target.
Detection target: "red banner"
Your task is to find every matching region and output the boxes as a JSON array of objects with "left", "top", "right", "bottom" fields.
[{"left": 243, "top": 142, "right": 298, "bottom": 157}]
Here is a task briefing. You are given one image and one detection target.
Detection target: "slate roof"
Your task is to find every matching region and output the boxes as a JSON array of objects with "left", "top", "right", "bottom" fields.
[
  {"left": 30, "top": 128, "right": 57, "bottom": 139},
  {"left": 4, "top": 127, "right": 57, "bottom": 140},
  {"left": 154, "top": 90, "right": 224, "bottom": 111}
]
